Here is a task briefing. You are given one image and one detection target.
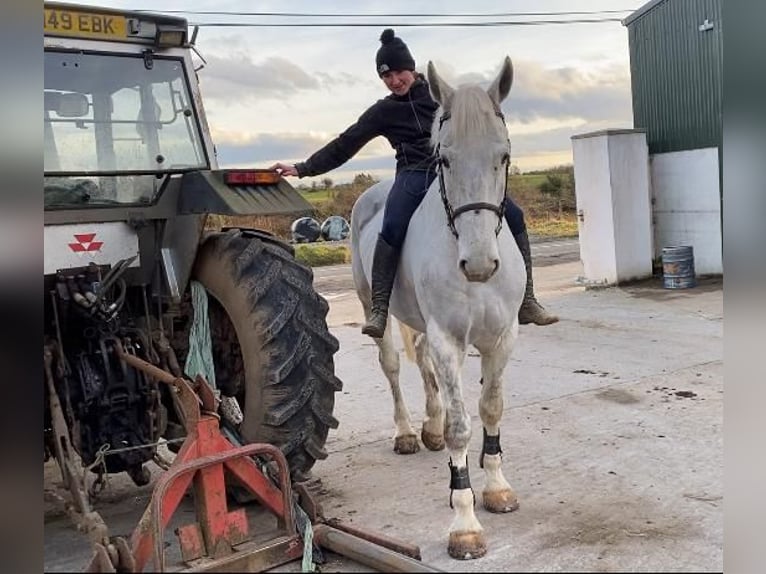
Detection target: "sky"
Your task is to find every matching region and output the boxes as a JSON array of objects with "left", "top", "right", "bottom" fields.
[{"left": 71, "top": 0, "right": 643, "bottom": 183}]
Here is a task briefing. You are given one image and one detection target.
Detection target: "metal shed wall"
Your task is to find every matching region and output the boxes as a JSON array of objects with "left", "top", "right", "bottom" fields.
[{"left": 625, "top": 0, "right": 722, "bottom": 154}]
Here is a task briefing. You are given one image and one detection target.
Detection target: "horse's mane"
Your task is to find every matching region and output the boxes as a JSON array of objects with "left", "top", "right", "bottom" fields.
[{"left": 432, "top": 84, "right": 506, "bottom": 148}]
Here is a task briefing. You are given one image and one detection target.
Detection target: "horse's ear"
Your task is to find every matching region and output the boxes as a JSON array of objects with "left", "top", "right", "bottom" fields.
[
  {"left": 487, "top": 56, "right": 514, "bottom": 107},
  {"left": 427, "top": 60, "right": 454, "bottom": 109}
]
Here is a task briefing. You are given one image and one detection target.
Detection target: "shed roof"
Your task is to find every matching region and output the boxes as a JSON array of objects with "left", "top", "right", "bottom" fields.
[
  {"left": 622, "top": 0, "right": 669, "bottom": 26},
  {"left": 571, "top": 128, "right": 646, "bottom": 141}
]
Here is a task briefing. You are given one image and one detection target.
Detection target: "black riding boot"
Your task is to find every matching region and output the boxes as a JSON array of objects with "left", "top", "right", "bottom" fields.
[
  {"left": 362, "top": 235, "right": 400, "bottom": 338},
  {"left": 514, "top": 230, "right": 559, "bottom": 325}
]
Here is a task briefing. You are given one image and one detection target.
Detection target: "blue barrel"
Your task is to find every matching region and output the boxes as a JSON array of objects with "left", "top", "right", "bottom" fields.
[{"left": 662, "top": 246, "right": 696, "bottom": 289}]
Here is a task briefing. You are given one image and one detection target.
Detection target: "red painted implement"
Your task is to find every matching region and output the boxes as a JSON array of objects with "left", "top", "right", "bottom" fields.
[{"left": 83, "top": 346, "right": 441, "bottom": 573}]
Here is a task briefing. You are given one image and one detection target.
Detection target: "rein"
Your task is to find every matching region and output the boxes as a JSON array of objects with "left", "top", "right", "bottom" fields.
[{"left": 436, "top": 109, "right": 509, "bottom": 240}]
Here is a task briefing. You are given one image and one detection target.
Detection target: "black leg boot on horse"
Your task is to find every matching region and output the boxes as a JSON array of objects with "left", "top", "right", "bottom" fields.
[
  {"left": 514, "top": 230, "right": 559, "bottom": 325},
  {"left": 362, "top": 235, "right": 400, "bottom": 338}
]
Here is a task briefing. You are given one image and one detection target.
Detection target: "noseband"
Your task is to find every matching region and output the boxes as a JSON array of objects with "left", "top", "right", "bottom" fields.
[{"left": 436, "top": 109, "right": 509, "bottom": 240}]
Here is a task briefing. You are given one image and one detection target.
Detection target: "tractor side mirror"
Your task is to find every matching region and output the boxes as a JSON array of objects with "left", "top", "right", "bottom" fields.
[{"left": 45, "top": 92, "right": 90, "bottom": 118}]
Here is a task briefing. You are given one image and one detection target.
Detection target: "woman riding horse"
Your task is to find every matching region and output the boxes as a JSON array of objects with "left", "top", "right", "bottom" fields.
[{"left": 270, "top": 29, "right": 558, "bottom": 336}]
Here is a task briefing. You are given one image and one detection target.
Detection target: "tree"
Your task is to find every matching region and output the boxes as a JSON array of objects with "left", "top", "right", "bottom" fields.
[
  {"left": 321, "top": 177, "right": 333, "bottom": 190},
  {"left": 510, "top": 163, "right": 521, "bottom": 176},
  {"left": 538, "top": 174, "right": 566, "bottom": 219},
  {"left": 352, "top": 173, "right": 377, "bottom": 188}
]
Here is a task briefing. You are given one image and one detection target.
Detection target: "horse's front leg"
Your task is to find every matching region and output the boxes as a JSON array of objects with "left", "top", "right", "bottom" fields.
[
  {"left": 413, "top": 332, "right": 445, "bottom": 451},
  {"left": 477, "top": 329, "right": 519, "bottom": 513},
  {"left": 374, "top": 320, "right": 420, "bottom": 454},
  {"left": 427, "top": 323, "right": 485, "bottom": 560}
]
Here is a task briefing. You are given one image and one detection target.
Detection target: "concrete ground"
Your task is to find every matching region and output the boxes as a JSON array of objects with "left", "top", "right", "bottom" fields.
[
  {"left": 43, "top": 255, "right": 723, "bottom": 572},
  {"left": 308, "top": 259, "right": 723, "bottom": 572}
]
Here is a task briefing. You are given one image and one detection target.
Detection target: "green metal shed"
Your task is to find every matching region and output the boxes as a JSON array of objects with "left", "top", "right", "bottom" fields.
[{"left": 623, "top": 0, "right": 722, "bottom": 155}]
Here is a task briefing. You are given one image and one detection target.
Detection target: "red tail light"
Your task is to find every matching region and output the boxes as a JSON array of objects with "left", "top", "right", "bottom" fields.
[{"left": 223, "top": 170, "right": 281, "bottom": 186}]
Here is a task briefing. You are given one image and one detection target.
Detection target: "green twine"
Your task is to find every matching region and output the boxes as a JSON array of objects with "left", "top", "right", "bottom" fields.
[
  {"left": 186, "top": 281, "right": 316, "bottom": 572},
  {"left": 301, "top": 520, "right": 316, "bottom": 572},
  {"left": 184, "top": 280, "right": 216, "bottom": 389}
]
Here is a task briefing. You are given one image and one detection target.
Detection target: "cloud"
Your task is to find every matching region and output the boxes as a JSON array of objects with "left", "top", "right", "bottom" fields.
[
  {"left": 211, "top": 129, "right": 394, "bottom": 169},
  {"left": 212, "top": 132, "right": 326, "bottom": 165},
  {"left": 204, "top": 57, "right": 632, "bottom": 180},
  {"left": 511, "top": 123, "right": 606, "bottom": 157},
  {"left": 506, "top": 62, "right": 632, "bottom": 125},
  {"left": 198, "top": 54, "right": 320, "bottom": 101},
  {"left": 197, "top": 53, "right": 367, "bottom": 111},
  {"left": 430, "top": 59, "right": 631, "bottom": 127},
  {"left": 315, "top": 71, "right": 365, "bottom": 89},
  {"left": 214, "top": 133, "right": 396, "bottom": 184}
]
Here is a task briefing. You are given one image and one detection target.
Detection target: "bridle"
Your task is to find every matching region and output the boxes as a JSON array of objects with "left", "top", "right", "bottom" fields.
[{"left": 435, "top": 108, "right": 510, "bottom": 240}]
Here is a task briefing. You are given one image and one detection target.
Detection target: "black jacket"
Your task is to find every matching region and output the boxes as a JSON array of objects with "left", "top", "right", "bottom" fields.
[{"left": 295, "top": 75, "right": 439, "bottom": 178}]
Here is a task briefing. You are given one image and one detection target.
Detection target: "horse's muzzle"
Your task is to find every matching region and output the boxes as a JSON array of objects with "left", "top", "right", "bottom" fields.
[{"left": 459, "top": 258, "right": 500, "bottom": 282}]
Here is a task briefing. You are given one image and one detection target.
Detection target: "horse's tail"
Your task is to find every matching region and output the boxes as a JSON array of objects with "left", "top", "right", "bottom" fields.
[{"left": 398, "top": 320, "right": 419, "bottom": 363}]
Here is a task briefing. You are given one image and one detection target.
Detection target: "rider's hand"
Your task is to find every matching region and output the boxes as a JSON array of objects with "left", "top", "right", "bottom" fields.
[{"left": 269, "top": 162, "right": 298, "bottom": 177}]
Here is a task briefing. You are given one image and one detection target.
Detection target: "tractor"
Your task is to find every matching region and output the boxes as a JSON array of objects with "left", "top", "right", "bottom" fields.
[{"left": 43, "top": 0, "right": 341, "bottom": 519}]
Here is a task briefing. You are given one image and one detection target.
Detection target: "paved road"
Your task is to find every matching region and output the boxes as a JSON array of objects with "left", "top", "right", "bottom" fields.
[
  {"left": 313, "top": 236, "right": 579, "bottom": 297},
  {"left": 525, "top": 236, "right": 580, "bottom": 266}
]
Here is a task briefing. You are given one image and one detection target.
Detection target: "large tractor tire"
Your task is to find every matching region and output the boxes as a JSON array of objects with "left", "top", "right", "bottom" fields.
[{"left": 191, "top": 228, "right": 342, "bottom": 481}]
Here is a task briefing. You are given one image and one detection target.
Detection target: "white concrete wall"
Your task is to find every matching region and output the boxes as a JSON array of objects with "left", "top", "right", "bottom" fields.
[
  {"left": 571, "top": 130, "right": 653, "bottom": 285},
  {"left": 572, "top": 135, "right": 617, "bottom": 284},
  {"left": 650, "top": 148, "right": 722, "bottom": 275},
  {"left": 609, "top": 135, "right": 653, "bottom": 282}
]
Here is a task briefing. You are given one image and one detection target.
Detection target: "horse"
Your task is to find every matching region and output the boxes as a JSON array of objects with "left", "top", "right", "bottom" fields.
[{"left": 349, "top": 57, "right": 525, "bottom": 559}]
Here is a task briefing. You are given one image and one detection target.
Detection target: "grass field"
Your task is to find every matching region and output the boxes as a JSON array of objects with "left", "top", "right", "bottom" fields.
[
  {"left": 526, "top": 215, "right": 578, "bottom": 237},
  {"left": 294, "top": 244, "right": 351, "bottom": 267},
  {"left": 512, "top": 173, "right": 548, "bottom": 188},
  {"left": 299, "top": 188, "right": 335, "bottom": 204}
]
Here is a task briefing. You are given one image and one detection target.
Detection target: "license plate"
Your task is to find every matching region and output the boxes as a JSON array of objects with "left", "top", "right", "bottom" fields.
[{"left": 44, "top": 8, "right": 127, "bottom": 40}]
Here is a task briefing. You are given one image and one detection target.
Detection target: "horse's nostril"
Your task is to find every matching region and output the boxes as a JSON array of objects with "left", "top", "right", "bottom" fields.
[
  {"left": 459, "top": 260, "right": 468, "bottom": 273},
  {"left": 493, "top": 259, "right": 500, "bottom": 274}
]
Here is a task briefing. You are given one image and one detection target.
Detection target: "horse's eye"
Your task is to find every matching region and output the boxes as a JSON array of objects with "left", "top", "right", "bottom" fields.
[
  {"left": 440, "top": 157, "right": 450, "bottom": 169},
  {"left": 502, "top": 153, "right": 510, "bottom": 165}
]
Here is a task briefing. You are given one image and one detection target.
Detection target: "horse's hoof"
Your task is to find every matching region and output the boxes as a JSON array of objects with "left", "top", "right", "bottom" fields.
[
  {"left": 421, "top": 429, "right": 445, "bottom": 451},
  {"left": 482, "top": 489, "right": 519, "bottom": 513},
  {"left": 393, "top": 434, "right": 420, "bottom": 455},
  {"left": 448, "top": 530, "right": 487, "bottom": 560}
]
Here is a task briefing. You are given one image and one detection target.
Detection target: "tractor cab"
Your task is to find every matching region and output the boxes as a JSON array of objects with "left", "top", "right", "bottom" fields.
[{"left": 44, "top": 3, "right": 213, "bottom": 209}]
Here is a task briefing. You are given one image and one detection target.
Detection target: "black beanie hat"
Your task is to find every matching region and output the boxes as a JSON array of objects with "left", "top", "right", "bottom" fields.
[{"left": 375, "top": 29, "right": 416, "bottom": 76}]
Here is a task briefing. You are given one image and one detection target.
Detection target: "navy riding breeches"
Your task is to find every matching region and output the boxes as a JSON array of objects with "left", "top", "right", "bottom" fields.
[
  {"left": 380, "top": 168, "right": 527, "bottom": 250},
  {"left": 504, "top": 197, "right": 526, "bottom": 236},
  {"left": 380, "top": 169, "right": 437, "bottom": 250}
]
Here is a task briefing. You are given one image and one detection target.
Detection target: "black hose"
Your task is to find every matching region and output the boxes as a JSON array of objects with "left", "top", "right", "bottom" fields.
[{"left": 94, "top": 256, "right": 136, "bottom": 307}]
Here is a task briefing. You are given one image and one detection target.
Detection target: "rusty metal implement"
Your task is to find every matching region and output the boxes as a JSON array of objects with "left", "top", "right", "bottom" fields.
[{"left": 79, "top": 342, "right": 441, "bottom": 572}]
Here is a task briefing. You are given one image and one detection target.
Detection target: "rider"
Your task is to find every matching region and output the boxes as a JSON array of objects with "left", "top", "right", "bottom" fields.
[{"left": 270, "top": 29, "right": 558, "bottom": 339}]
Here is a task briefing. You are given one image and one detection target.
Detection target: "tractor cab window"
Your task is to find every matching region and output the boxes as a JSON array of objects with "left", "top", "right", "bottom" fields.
[{"left": 44, "top": 50, "right": 209, "bottom": 207}]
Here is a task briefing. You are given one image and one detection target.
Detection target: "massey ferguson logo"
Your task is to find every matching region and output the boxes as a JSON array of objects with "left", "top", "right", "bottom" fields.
[{"left": 68, "top": 233, "right": 103, "bottom": 253}]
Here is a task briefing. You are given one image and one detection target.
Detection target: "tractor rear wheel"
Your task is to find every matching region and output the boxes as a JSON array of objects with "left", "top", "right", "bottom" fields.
[{"left": 191, "top": 229, "right": 341, "bottom": 481}]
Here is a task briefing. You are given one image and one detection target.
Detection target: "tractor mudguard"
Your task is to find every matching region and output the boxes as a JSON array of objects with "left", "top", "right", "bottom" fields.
[{"left": 179, "top": 170, "right": 314, "bottom": 217}]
